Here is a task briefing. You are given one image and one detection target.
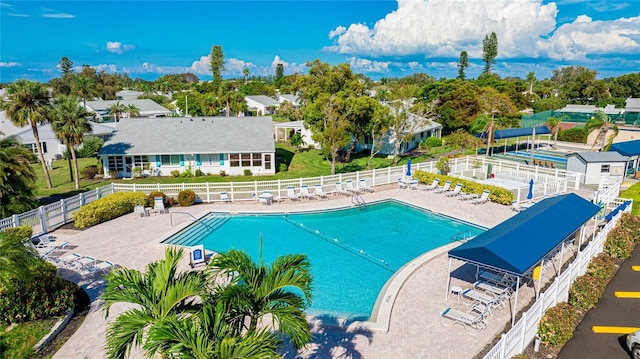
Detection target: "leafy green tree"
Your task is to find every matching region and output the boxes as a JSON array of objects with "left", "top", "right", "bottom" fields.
[
  {"left": 0, "top": 138, "right": 38, "bottom": 217},
  {"left": 277, "top": 101, "right": 303, "bottom": 121},
  {"left": 482, "top": 32, "right": 498, "bottom": 74},
  {"left": 51, "top": 95, "right": 93, "bottom": 189},
  {"left": 290, "top": 132, "right": 305, "bottom": 151},
  {"left": 366, "top": 103, "right": 391, "bottom": 169},
  {"left": 444, "top": 129, "right": 481, "bottom": 152},
  {"left": 101, "top": 247, "right": 204, "bottom": 359},
  {"left": 275, "top": 63, "right": 284, "bottom": 88},
  {"left": 3, "top": 79, "right": 53, "bottom": 188},
  {"left": 210, "top": 45, "right": 225, "bottom": 91},
  {"left": 457, "top": 51, "right": 468, "bottom": 80},
  {"left": 343, "top": 95, "right": 380, "bottom": 162},
  {"left": 206, "top": 249, "right": 313, "bottom": 351},
  {"left": 59, "top": 56, "right": 73, "bottom": 75},
  {"left": 437, "top": 82, "right": 482, "bottom": 132},
  {"left": 532, "top": 97, "right": 567, "bottom": 113}
]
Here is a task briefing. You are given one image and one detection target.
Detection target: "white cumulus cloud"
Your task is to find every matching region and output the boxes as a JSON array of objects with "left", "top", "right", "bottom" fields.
[
  {"left": 41, "top": 8, "right": 74, "bottom": 18},
  {"left": 327, "top": 0, "right": 640, "bottom": 63},
  {"left": 0, "top": 62, "right": 21, "bottom": 67},
  {"left": 270, "top": 55, "right": 305, "bottom": 75},
  {"left": 347, "top": 57, "right": 391, "bottom": 73},
  {"left": 106, "top": 41, "right": 135, "bottom": 54}
]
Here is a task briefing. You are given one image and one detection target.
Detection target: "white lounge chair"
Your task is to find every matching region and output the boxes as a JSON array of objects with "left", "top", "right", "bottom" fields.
[
  {"left": 470, "top": 190, "right": 490, "bottom": 205},
  {"left": 359, "top": 179, "right": 375, "bottom": 192},
  {"left": 300, "top": 185, "right": 317, "bottom": 199},
  {"left": 409, "top": 179, "right": 419, "bottom": 190},
  {"left": 434, "top": 180, "right": 452, "bottom": 194},
  {"left": 34, "top": 235, "right": 69, "bottom": 250},
  {"left": 133, "top": 205, "right": 147, "bottom": 218},
  {"left": 56, "top": 253, "right": 83, "bottom": 268},
  {"left": 334, "top": 182, "right": 349, "bottom": 196},
  {"left": 190, "top": 244, "right": 207, "bottom": 268},
  {"left": 286, "top": 186, "right": 300, "bottom": 201},
  {"left": 314, "top": 184, "right": 329, "bottom": 198},
  {"left": 26, "top": 239, "right": 62, "bottom": 259},
  {"left": 441, "top": 307, "right": 488, "bottom": 335},
  {"left": 445, "top": 183, "right": 463, "bottom": 197},
  {"left": 397, "top": 178, "right": 408, "bottom": 189},
  {"left": 458, "top": 192, "right": 479, "bottom": 201},
  {"left": 461, "top": 288, "right": 503, "bottom": 311},
  {"left": 153, "top": 197, "right": 168, "bottom": 214},
  {"left": 421, "top": 178, "right": 439, "bottom": 191},
  {"left": 345, "top": 180, "right": 361, "bottom": 194},
  {"left": 220, "top": 192, "right": 231, "bottom": 203}
]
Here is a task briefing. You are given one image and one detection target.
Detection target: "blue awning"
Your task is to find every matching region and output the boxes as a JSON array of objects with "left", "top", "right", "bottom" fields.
[
  {"left": 448, "top": 193, "right": 600, "bottom": 277},
  {"left": 476, "top": 126, "right": 551, "bottom": 140},
  {"left": 610, "top": 140, "right": 640, "bottom": 157}
]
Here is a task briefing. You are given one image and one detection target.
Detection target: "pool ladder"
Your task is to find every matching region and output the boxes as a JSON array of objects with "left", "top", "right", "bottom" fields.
[
  {"left": 351, "top": 193, "right": 366, "bottom": 209},
  {"left": 450, "top": 230, "right": 474, "bottom": 242}
]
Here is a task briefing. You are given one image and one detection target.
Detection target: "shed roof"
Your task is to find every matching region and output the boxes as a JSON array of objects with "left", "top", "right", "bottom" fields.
[
  {"left": 570, "top": 151, "right": 627, "bottom": 163},
  {"left": 85, "top": 99, "right": 172, "bottom": 117},
  {"left": 448, "top": 193, "right": 600, "bottom": 276},
  {"left": 245, "top": 95, "right": 280, "bottom": 107},
  {"left": 98, "top": 117, "right": 275, "bottom": 156}
]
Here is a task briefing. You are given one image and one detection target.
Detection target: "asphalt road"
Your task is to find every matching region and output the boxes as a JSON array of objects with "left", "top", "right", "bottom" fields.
[{"left": 558, "top": 245, "right": 640, "bottom": 359}]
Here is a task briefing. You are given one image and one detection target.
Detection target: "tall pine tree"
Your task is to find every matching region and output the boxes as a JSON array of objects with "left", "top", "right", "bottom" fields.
[{"left": 482, "top": 32, "right": 498, "bottom": 74}]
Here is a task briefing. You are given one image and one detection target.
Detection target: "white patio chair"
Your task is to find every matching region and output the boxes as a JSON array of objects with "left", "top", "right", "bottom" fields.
[
  {"left": 153, "top": 197, "right": 168, "bottom": 214},
  {"left": 300, "top": 185, "right": 317, "bottom": 199},
  {"left": 421, "top": 178, "right": 439, "bottom": 191},
  {"left": 470, "top": 190, "right": 490, "bottom": 205},
  {"left": 434, "top": 180, "right": 452, "bottom": 194},
  {"left": 397, "top": 178, "right": 408, "bottom": 189},
  {"left": 314, "top": 184, "right": 329, "bottom": 198},
  {"left": 286, "top": 186, "right": 300, "bottom": 201},
  {"left": 189, "top": 244, "right": 207, "bottom": 268},
  {"left": 445, "top": 183, "right": 463, "bottom": 197},
  {"left": 345, "top": 180, "right": 361, "bottom": 194},
  {"left": 220, "top": 192, "right": 231, "bottom": 203},
  {"left": 441, "top": 307, "right": 487, "bottom": 335},
  {"left": 334, "top": 182, "right": 349, "bottom": 196},
  {"left": 359, "top": 179, "right": 375, "bottom": 192}
]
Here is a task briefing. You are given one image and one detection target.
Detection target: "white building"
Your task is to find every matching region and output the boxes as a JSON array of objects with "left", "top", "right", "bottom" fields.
[
  {"left": 245, "top": 95, "right": 280, "bottom": 116},
  {"left": 566, "top": 151, "right": 627, "bottom": 185},
  {"left": 85, "top": 99, "right": 172, "bottom": 121}
]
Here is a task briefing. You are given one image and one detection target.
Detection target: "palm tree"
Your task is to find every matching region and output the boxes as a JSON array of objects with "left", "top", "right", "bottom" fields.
[
  {"left": 109, "top": 101, "right": 127, "bottom": 122},
  {"left": 243, "top": 67, "right": 250, "bottom": 84},
  {"left": 50, "top": 95, "right": 93, "bottom": 189},
  {"left": 101, "top": 247, "right": 205, "bottom": 359},
  {"left": 206, "top": 249, "right": 313, "bottom": 350},
  {"left": 0, "top": 138, "right": 39, "bottom": 217},
  {"left": 546, "top": 116, "right": 564, "bottom": 148},
  {"left": 0, "top": 230, "right": 38, "bottom": 290},
  {"left": 586, "top": 110, "right": 619, "bottom": 151},
  {"left": 126, "top": 104, "right": 140, "bottom": 118},
  {"left": 3, "top": 79, "right": 53, "bottom": 188},
  {"left": 145, "top": 302, "right": 281, "bottom": 359},
  {"left": 73, "top": 75, "right": 96, "bottom": 108}
]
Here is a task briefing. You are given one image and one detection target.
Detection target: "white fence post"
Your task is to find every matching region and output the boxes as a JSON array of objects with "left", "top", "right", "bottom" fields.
[
  {"left": 520, "top": 312, "right": 528, "bottom": 352},
  {"left": 39, "top": 206, "right": 47, "bottom": 234},
  {"left": 12, "top": 214, "right": 19, "bottom": 228},
  {"left": 60, "top": 199, "right": 67, "bottom": 223},
  {"left": 206, "top": 182, "right": 211, "bottom": 203},
  {"left": 499, "top": 333, "right": 506, "bottom": 359}
]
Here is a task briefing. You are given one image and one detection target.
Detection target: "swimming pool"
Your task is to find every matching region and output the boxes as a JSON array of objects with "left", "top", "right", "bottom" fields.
[{"left": 163, "top": 200, "right": 485, "bottom": 320}]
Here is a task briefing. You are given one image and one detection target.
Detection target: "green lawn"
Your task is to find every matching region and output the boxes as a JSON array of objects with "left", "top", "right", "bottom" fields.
[
  {"left": 621, "top": 182, "right": 640, "bottom": 215},
  {"left": 0, "top": 318, "right": 58, "bottom": 359},
  {"left": 33, "top": 144, "right": 454, "bottom": 201}
]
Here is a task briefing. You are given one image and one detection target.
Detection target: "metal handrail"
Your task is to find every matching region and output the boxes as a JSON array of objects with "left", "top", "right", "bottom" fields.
[{"left": 170, "top": 211, "right": 212, "bottom": 230}]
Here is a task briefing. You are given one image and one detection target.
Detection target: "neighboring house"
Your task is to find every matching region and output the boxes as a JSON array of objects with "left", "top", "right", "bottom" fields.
[
  {"left": 278, "top": 94, "right": 300, "bottom": 108},
  {"left": 98, "top": 117, "right": 276, "bottom": 178},
  {"left": 85, "top": 99, "right": 172, "bottom": 122},
  {"left": 557, "top": 104, "right": 624, "bottom": 117},
  {"left": 1, "top": 110, "right": 115, "bottom": 161},
  {"left": 357, "top": 113, "right": 443, "bottom": 155},
  {"left": 273, "top": 120, "right": 320, "bottom": 149},
  {"left": 566, "top": 151, "right": 627, "bottom": 185},
  {"left": 245, "top": 95, "right": 280, "bottom": 116},
  {"left": 116, "top": 89, "right": 144, "bottom": 101}
]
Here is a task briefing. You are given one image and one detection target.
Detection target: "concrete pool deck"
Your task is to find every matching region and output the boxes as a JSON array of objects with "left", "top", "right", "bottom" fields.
[{"left": 49, "top": 186, "right": 567, "bottom": 359}]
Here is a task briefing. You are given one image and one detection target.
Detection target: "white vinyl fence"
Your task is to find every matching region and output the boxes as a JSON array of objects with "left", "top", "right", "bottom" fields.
[
  {"left": 0, "top": 156, "right": 585, "bottom": 236},
  {"left": 482, "top": 204, "right": 630, "bottom": 359}
]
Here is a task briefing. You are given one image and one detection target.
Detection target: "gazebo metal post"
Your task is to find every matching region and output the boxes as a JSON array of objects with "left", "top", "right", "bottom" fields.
[
  {"left": 512, "top": 277, "right": 521, "bottom": 326},
  {"left": 558, "top": 242, "right": 565, "bottom": 276},
  {"left": 445, "top": 258, "right": 453, "bottom": 300},
  {"left": 536, "top": 259, "right": 543, "bottom": 299}
]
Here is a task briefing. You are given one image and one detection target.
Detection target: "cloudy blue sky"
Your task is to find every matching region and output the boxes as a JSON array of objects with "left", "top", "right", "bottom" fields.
[{"left": 1, "top": 0, "right": 639, "bottom": 83}]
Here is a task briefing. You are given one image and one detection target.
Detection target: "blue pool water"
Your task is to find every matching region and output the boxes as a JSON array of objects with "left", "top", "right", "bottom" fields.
[
  {"left": 510, "top": 151, "right": 568, "bottom": 163},
  {"left": 163, "top": 200, "right": 484, "bottom": 320}
]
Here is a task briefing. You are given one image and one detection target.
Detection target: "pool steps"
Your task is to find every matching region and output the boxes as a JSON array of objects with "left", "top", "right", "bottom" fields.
[{"left": 164, "top": 213, "right": 229, "bottom": 247}]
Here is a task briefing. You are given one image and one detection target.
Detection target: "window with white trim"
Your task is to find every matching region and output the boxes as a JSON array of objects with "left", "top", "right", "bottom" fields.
[{"left": 161, "top": 155, "right": 181, "bottom": 166}]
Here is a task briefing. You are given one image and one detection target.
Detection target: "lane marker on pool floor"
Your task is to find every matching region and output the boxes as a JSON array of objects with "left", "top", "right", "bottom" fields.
[
  {"left": 632, "top": 266, "right": 640, "bottom": 271},
  {"left": 592, "top": 326, "right": 640, "bottom": 334},
  {"left": 614, "top": 291, "right": 640, "bottom": 298}
]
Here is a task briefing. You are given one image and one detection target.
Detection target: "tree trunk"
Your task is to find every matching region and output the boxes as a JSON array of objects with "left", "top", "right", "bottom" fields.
[
  {"left": 67, "top": 148, "right": 73, "bottom": 183},
  {"left": 343, "top": 138, "right": 358, "bottom": 163},
  {"left": 392, "top": 139, "right": 401, "bottom": 165},
  {"left": 70, "top": 144, "right": 80, "bottom": 189},
  {"left": 32, "top": 122, "right": 52, "bottom": 188}
]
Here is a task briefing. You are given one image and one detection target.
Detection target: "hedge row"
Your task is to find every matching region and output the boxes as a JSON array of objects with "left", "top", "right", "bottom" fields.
[
  {"left": 72, "top": 192, "right": 146, "bottom": 228},
  {"left": 538, "top": 212, "right": 640, "bottom": 348},
  {"left": 413, "top": 170, "right": 515, "bottom": 205}
]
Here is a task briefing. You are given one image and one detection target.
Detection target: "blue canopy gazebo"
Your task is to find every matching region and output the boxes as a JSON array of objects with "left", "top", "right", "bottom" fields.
[
  {"left": 610, "top": 140, "right": 640, "bottom": 175},
  {"left": 476, "top": 125, "right": 552, "bottom": 160},
  {"left": 446, "top": 193, "right": 600, "bottom": 324}
]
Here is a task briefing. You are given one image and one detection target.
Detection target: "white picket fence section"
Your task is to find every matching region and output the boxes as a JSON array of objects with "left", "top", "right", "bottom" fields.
[
  {"left": 0, "top": 156, "right": 585, "bottom": 236},
  {"left": 482, "top": 205, "right": 629, "bottom": 359}
]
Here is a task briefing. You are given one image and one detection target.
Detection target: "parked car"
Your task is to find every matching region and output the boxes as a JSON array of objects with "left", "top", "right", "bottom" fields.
[{"left": 627, "top": 329, "right": 640, "bottom": 358}]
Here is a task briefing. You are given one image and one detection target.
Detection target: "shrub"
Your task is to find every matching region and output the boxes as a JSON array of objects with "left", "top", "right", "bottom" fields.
[
  {"left": 568, "top": 275, "right": 605, "bottom": 309},
  {"left": 278, "top": 163, "right": 288, "bottom": 172},
  {"left": 170, "top": 170, "right": 180, "bottom": 178},
  {"left": 244, "top": 169, "right": 252, "bottom": 176},
  {"left": 424, "top": 137, "right": 443, "bottom": 148},
  {"left": 177, "top": 190, "right": 196, "bottom": 206},
  {"left": 76, "top": 136, "right": 104, "bottom": 158},
  {"left": 147, "top": 191, "right": 166, "bottom": 207},
  {"left": 538, "top": 302, "right": 579, "bottom": 346},
  {"left": 109, "top": 170, "right": 119, "bottom": 179},
  {"left": 604, "top": 226, "right": 635, "bottom": 259},
  {"left": 2, "top": 226, "right": 33, "bottom": 241},
  {"left": 436, "top": 157, "right": 450, "bottom": 175},
  {"left": 0, "top": 260, "right": 76, "bottom": 323},
  {"left": 586, "top": 253, "right": 616, "bottom": 281},
  {"left": 618, "top": 212, "right": 640, "bottom": 244},
  {"left": 72, "top": 192, "right": 146, "bottom": 228},
  {"left": 168, "top": 197, "right": 178, "bottom": 207},
  {"left": 81, "top": 165, "right": 99, "bottom": 180},
  {"left": 558, "top": 127, "right": 587, "bottom": 143},
  {"left": 195, "top": 169, "right": 203, "bottom": 177},
  {"left": 219, "top": 170, "right": 227, "bottom": 177}
]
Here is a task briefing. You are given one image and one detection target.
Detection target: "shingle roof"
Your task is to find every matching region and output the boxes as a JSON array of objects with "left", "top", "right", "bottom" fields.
[
  {"left": 626, "top": 98, "right": 640, "bottom": 111},
  {"left": 570, "top": 151, "right": 627, "bottom": 163},
  {"left": 85, "top": 99, "right": 172, "bottom": 117},
  {"left": 98, "top": 117, "right": 275, "bottom": 156},
  {"left": 245, "top": 95, "right": 280, "bottom": 107}
]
